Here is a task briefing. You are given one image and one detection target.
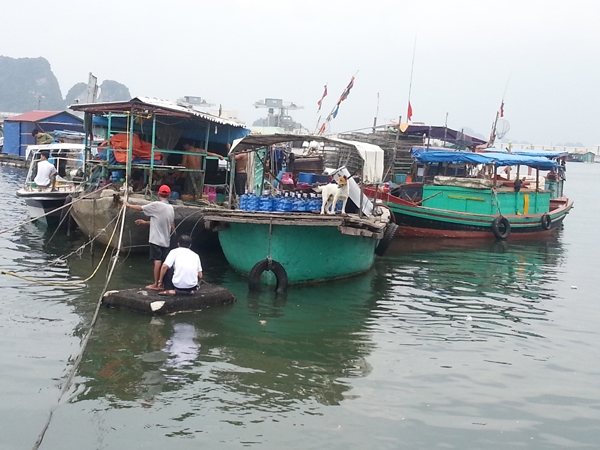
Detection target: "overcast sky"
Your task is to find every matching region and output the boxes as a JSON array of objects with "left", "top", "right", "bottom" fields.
[{"left": 2, "top": 0, "right": 599, "bottom": 146}]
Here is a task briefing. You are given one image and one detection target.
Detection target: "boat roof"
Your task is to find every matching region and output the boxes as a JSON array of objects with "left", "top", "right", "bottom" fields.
[
  {"left": 412, "top": 149, "right": 560, "bottom": 169},
  {"left": 399, "top": 123, "right": 487, "bottom": 146},
  {"left": 479, "top": 147, "right": 569, "bottom": 158},
  {"left": 69, "top": 97, "right": 246, "bottom": 128},
  {"left": 25, "top": 143, "right": 85, "bottom": 160},
  {"left": 229, "top": 133, "right": 385, "bottom": 184}
]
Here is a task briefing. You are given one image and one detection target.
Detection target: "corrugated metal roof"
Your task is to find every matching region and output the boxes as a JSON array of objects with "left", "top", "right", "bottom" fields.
[
  {"left": 5, "top": 110, "right": 64, "bottom": 122},
  {"left": 69, "top": 97, "right": 247, "bottom": 128}
]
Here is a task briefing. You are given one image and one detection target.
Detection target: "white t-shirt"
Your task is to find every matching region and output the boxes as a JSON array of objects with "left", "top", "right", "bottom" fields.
[
  {"left": 163, "top": 247, "right": 203, "bottom": 289},
  {"left": 34, "top": 160, "right": 57, "bottom": 186},
  {"left": 142, "top": 200, "right": 174, "bottom": 248}
]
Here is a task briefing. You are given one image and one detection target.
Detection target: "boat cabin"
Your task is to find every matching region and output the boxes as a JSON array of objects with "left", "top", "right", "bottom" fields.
[{"left": 69, "top": 97, "right": 250, "bottom": 203}]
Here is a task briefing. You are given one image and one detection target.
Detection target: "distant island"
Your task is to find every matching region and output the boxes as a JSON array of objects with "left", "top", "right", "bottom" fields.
[{"left": 0, "top": 56, "right": 131, "bottom": 112}]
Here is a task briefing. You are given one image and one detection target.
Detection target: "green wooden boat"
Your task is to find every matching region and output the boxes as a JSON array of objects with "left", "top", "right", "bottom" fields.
[
  {"left": 204, "top": 134, "right": 395, "bottom": 291},
  {"left": 203, "top": 209, "right": 386, "bottom": 288},
  {"left": 367, "top": 148, "right": 573, "bottom": 239}
]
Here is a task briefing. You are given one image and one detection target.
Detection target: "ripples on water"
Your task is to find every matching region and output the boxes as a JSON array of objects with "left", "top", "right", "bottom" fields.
[
  {"left": 375, "top": 239, "right": 565, "bottom": 343},
  {"left": 2, "top": 164, "right": 599, "bottom": 449}
]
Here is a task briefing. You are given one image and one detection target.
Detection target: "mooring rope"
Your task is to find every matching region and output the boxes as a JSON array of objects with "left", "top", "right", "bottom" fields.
[
  {"left": 1, "top": 208, "right": 122, "bottom": 287},
  {"left": 31, "top": 203, "right": 128, "bottom": 450},
  {"left": 0, "top": 183, "right": 113, "bottom": 236}
]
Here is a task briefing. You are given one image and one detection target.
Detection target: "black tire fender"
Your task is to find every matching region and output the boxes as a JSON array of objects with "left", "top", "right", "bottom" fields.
[
  {"left": 375, "top": 223, "right": 399, "bottom": 256},
  {"left": 248, "top": 258, "right": 289, "bottom": 294},
  {"left": 491, "top": 216, "right": 511, "bottom": 240},
  {"left": 540, "top": 213, "right": 552, "bottom": 230}
]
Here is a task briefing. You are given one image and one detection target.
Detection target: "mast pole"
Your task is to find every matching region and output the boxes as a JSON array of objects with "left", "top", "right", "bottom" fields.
[{"left": 407, "top": 37, "right": 417, "bottom": 122}]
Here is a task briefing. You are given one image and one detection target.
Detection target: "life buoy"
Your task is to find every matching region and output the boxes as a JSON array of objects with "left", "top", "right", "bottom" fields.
[
  {"left": 540, "top": 213, "right": 552, "bottom": 230},
  {"left": 375, "top": 223, "right": 399, "bottom": 256},
  {"left": 491, "top": 216, "right": 511, "bottom": 240},
  {"left": 248, "top": 258, "right": 289, "bottom": 294}
]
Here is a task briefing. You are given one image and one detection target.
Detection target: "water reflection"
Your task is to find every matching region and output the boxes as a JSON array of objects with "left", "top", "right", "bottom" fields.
[
  {"left": 372, "top": 237, "right": 566, "bottom": 342},
  {"left": 75, "top": 268, "right": 381, "bottom": 415}
]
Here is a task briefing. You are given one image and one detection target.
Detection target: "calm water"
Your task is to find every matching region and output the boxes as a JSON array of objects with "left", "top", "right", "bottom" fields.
[{"left": 1, "top": 163, "right": 599, "bottom": 449}]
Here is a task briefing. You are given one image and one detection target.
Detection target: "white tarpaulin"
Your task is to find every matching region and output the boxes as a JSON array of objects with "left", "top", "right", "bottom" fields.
[{"left": 229, "top": 133, "right": 385, "bottom": 184}]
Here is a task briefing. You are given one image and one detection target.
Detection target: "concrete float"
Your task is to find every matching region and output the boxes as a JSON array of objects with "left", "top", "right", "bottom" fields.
[{"left": 102, "top": 282, "right": 236, "bottom": 315}]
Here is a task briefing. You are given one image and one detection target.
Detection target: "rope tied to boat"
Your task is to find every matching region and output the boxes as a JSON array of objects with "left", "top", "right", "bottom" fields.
[{"left": 31, "top": 172, "right": 131, "bottom": 450}]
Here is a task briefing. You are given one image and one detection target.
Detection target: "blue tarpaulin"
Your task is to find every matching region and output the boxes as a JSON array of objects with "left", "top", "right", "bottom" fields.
[
  {"left": 479, "top": 147, "right": 568, "bottom": 159},
  {"left": 411, "top": 149, "right": 559, "bottom": 170}
]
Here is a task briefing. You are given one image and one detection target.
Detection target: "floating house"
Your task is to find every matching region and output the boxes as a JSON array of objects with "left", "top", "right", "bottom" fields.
[
  {"left": 2, "top": 110, "right": 84, "bottom": 157},
  {"left": 567, "top": 151, "right": 595, "bottom": 163}
]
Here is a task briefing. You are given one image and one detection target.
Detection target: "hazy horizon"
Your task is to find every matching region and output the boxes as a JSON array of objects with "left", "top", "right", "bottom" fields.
[{"left": 2, "top": 0, "right": 598, "bottom": 146}]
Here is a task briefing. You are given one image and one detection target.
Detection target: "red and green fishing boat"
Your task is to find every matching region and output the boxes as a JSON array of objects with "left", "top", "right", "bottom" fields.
[{"left": 367, "top": 148, "right": 573, "bottom": 240}]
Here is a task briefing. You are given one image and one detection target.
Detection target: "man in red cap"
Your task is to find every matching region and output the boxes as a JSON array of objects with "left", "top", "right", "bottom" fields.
[{"left": 125, "top": 184, "right": 175, "bottom": 290}]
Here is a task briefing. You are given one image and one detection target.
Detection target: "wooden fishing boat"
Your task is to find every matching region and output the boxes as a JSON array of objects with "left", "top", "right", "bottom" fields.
[
  {"left": 69, "top": 189, "right": 209, "bottom": 251},
  {"left": 366, "top": 148, "right": 573, "bottom": 240},
  {"left": 66, "top": 97, "right": 250, "bottom": 250},
  {"left": 202, "top": 134, "right": 395, "bottom": 291}
]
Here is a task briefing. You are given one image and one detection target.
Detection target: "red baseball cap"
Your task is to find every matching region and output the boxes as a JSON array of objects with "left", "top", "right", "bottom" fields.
[{"left": 158, "top": 185, "right": 171, "bottom": 195}]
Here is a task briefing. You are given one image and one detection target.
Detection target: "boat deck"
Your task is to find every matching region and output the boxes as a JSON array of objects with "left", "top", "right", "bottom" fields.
[{"left": 202, "top": 208, "right": 387, "bottom": 239}]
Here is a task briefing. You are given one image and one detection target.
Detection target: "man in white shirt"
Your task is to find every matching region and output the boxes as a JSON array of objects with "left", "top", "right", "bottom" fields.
[
  {"left": 34, "top": 151, "right": 58, "bottom": 189},
  {"left": 124, "top": 184, "right": 175, "bottom": 290},
  {"left": 158, "top": 234, "right": 203, "bottom": 296}
]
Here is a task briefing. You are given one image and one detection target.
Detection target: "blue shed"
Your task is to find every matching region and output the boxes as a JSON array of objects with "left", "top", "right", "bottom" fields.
[{"left": 3, "top": 110, "right": 83, "bottom": 157}]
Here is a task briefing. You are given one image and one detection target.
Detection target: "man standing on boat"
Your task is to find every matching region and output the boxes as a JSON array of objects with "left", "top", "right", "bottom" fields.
[
  {"left": 234, "top": 147, "right": 248, "bottom": 196},
  {"left": 181, "top": 141, "right": 224, "bottom": 198},
  {"left": 124, "top": 185, "right": 175, "bottom": 291},
  {"left": 32, "top": 129, "right": 54, "bottom": 145},
  {"left": 33, "top": 151, "right": 58, "bottom": 190}
]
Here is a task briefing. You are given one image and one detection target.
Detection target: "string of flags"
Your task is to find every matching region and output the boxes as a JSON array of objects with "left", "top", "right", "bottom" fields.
[
  {"left": 317, "top": 76, "right": 355, "bottom": 135},
  {"left": 317, "top": 85, "right": 328, "bottom": 112}
]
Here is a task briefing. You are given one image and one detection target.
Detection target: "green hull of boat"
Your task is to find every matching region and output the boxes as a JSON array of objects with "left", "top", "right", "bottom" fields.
[{"left": 217, "top": 222, "right": 378, "bottom": 285}]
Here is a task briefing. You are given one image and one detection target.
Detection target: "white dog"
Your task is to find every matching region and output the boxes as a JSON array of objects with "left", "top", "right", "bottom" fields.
[{"left": 315, "top": 175, "right": 349, "bottom": 214}]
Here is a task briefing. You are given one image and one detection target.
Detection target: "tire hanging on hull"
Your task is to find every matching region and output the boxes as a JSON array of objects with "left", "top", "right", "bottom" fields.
[
  {"left": 375, "top": 223, "right": 399, "bottom": 256},
  {"left": 491, "top": 216, "right": 511, "bottom": 240},
  {"left": 248, "top": 258, "right": 289, "bottom": 294},
  {"left": 540, "top": 213, "right": 552, "bottom": 230}
]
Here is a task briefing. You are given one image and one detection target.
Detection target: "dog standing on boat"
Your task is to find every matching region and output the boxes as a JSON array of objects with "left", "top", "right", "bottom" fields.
[{"left": 314, "top": 175, "right": 349, "bottom": 214}]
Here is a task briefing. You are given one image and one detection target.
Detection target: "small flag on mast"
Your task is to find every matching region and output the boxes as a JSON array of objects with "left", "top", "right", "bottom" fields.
[
  {"left": 339, "top": 76, "right": 355, "bottom": 102},
  {"left": 317, "top": 85, "right": 328, "bottom": 112},
  {"left": 500, "top": 101, "right": 504, "bottom": 118},
  {"left": 407, "top": 101, "right": 413, "bottom": 121}
]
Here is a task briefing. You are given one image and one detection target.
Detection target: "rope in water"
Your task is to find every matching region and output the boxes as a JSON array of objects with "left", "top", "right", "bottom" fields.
[
  {"left": 1, "top": 208, "right": 122, "bottom": 287},
  {"left": 31, "top": 203, "right": 127, "bottom": 449},
  {"left": 0, "top": 183, "right": 114, "bottom": 236},
  {"left": 31, "top": 152, "right": 132, "bottom": 449}
]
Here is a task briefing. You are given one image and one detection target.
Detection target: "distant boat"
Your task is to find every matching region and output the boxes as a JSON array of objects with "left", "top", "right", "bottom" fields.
[
  {"left": 365, "top": 147, "right": 573, "bottom": 239},
  {"left": 16, "top": 143, "right": 85, "bottom": 225}
]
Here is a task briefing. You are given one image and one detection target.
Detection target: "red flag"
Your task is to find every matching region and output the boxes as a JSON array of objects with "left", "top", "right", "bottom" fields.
[
  {"left": 317, "top": 85, "right": 328, "bottom": 111},
  {"left": 500, "top": 101, "right": 504, "bottom": 118},
  {"left": 407, "top": 101, "right": 413, "bottom": 121},
  {"left": 318, "top": 123, "right": 327, "bottom": 135}
]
